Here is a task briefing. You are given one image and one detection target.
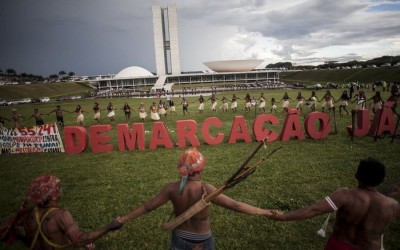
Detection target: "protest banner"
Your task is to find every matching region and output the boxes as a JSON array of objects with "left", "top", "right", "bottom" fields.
[{"left": 0, "top": 123, "right": 64, "bottom": 154}]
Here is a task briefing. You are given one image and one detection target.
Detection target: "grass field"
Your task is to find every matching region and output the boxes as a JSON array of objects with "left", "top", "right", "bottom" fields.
[
  {"left": 0, "top": 82, "right": 94, "bottom": 100},
  {"left": 0, "top": 86, "right": 399, "bottom": 249},
  {"left": 281, "top": 67, "right": 400, "bottom": 85}
]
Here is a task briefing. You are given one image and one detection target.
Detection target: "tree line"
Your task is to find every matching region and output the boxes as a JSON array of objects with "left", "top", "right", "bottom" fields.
[
  {"left": 0, "top": 69, "right": 76, "bottom": 83},
  {"left": 266, "top": 55, "right": 400, "bottom": 70}
]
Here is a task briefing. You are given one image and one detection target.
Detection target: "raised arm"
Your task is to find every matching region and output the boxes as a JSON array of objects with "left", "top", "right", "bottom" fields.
[
  {"left": 206, "top": 184, "right": 272, "bottom": 216},
  {"left": 118, "top": 184, "right": 172, "bottom": 223},
  {"left": 271, "top": 188, "right": 347, "bottom": 221}
]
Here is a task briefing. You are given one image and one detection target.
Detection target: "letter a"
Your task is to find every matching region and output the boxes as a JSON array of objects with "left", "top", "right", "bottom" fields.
[
  {"left": 281, "top": 109, "right": 305, "bottom": 141},
  {"left": 149, "top": 122, "right": 174, "bottom": 150},
  {"left": 228, "top": 116, "right": 252, "bottom": 144},
  {"left": 368, "top": 102, "right": 396, "bottom": 137}
]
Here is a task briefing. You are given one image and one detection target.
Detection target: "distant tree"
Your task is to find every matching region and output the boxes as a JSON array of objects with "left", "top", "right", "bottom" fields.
[
  {"left": 5, "top": 68, "right": 17, "bottom": 81},
  {"left": 265, "top": 62, "right": 293, "bottom": 69},
  {"left": 68, "top": 71, "right": 75, "bottom": 77},
  {"left": 58, "top": 70, "right": 66, "bottom": 78},
  {"left": 49, "top": 74, "right": 58, "bottom": 79},
  {"left": 6, "top": 68, "right": 16, "bottom": 76},
  {"left": 21, "top": 72, "right": 28, "bottom": 82}
]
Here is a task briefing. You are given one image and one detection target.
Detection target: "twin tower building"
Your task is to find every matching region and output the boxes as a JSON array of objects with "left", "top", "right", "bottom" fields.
[{"left": 152, "top": 5, "right": 181, "bottom": 76}]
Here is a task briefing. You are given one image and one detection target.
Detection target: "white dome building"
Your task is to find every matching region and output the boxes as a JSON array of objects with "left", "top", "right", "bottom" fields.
[
  {"left": 203, "top": 59, "right": 264, "bottom": 73},
  {"left": 115, "top": 66, "right": 154, "bottom": 78}
]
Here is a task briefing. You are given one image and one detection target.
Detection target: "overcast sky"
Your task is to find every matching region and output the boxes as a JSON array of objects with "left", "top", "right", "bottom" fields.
[{"left": 0, "top": 0, "right": 399, "bottom": 77}]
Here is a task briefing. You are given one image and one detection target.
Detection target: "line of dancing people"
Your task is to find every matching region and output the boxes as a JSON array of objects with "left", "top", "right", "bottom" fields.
[
  {"left": 171, "top": 86, "right": 398, "bottom": 117},
  {"left": 3, "top": 83, "right": 398, "bottom": 129}
]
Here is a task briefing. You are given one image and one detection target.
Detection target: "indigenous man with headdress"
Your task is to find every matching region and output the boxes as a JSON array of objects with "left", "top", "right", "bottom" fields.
[
  {"left": 0, "top": 175, "right": 122, "bottom": 249},
  {"left": 271, "top": 158, "right": 399, "bottom": 250},
  {"left": 117, "top": 147, "right": 272, "bottom": 250}
]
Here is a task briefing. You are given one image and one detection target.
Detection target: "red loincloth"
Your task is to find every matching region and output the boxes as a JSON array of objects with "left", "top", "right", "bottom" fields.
[{"left": 325, "top": 235, "right": 359, "bottom": 250}]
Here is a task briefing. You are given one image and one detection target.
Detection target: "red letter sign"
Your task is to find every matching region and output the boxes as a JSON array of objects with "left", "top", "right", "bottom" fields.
[
  {"left": 305, "top": 112, "right": 330, "bottom": 140},
  {"left": 368, "top": 102, "right": 396, "bottom": 136},
  {"left": 149, "top": 122, "right": 174, "bottom": 150},
  {"left": 201, "top": 117, "right": 224, "bottom": 145},
  {"left": 253, "top": 114, "right": 280, "bottom": 142},
  {"left": 117, "top": 123, "right": 145, "bottom": 151},
  {"left": 176, "top": 120, "right": 200, "bottom": 148},
  {"left": 64, "top": 126, "right": 88, "bottom": 154},
  {"left": 228, "top": 116, "right": 252, "bottom": 143},
  {"left": 281, "top": 109, "right": 305, "bottom": 141},
  {"left": 346, "top": 109, "right": 370, "bottom": 137},
  {"left": 89, "top": 125, "right": 113, "bottom": 153}
]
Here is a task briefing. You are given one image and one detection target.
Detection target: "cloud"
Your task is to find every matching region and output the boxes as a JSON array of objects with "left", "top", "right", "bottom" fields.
[
  {"left": 0, "top": 0, "right": 399, "bottom": 75},
  {"left": 178, "top": 0, "right": 400, "bottom": 64}
]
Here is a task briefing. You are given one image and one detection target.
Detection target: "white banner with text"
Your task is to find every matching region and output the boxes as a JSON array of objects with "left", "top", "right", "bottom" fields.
[{"left": 0, "top": 123, "right": 64, "bottom": 154}]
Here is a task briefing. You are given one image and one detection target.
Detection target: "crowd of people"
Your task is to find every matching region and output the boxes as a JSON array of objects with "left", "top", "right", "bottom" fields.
[
  {"left": 1, "top": 82, "right": 399, "bottom": 130},
  {"left": 0, "top": 148, "right": 398, "bottom": 249},
  {"left": 133, "top": 82, "right": 398, "bottom": 120}
]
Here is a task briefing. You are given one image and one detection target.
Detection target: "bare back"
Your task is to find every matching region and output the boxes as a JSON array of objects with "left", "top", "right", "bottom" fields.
[
  {"left": 332, "top": 188, "right": 399, "bottom": 249},
  {"left": 19, "top": 205, "right": 109, "bottom": 250},
  {"left": 22, "top": 207, "right": 74, "bottom": 249},
  {"left": 169, "top": 180, "right": 211, "bottom": 233}
]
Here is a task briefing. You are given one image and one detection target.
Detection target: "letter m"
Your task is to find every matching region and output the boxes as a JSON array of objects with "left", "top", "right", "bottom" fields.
[{"left": 117, "top": 123, "right": 145, "bottom": 151}]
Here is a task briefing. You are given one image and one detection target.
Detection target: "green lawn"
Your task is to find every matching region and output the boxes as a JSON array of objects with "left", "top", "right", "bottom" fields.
[
  {"left": 281, "top": 67, "right": 400, "bottom": 85},
  {"left": 0, "top": 82, "right": 93, "bottom": 99},
  {"left": 0, "top": 87, "right": 399, "bottom": 249}
]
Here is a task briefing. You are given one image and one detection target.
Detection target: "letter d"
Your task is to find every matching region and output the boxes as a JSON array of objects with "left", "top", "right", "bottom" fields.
[{"left": 64, "top": 126, "right": 88, "bottom": 154}]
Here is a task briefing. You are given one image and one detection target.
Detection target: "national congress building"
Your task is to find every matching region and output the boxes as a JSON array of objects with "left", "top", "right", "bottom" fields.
[{"left": 94, "top": 5, "right": 280, "bottom": 92}]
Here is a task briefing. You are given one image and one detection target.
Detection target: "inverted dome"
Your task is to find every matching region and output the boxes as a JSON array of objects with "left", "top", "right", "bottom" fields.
[
  {"left": 115, "top": 66, "right": 153, "bottom": 78},
  {"left": 203, "top": 59, "right": 264, "bottom": 73}
]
